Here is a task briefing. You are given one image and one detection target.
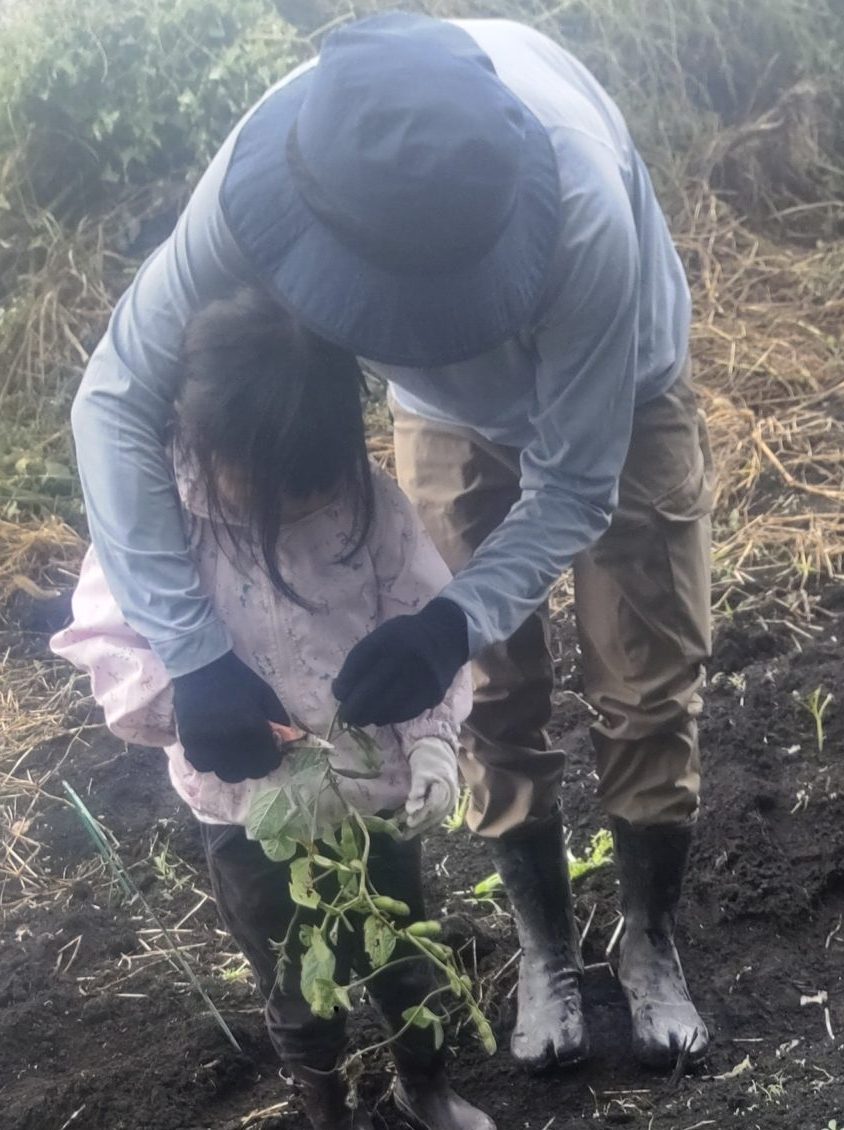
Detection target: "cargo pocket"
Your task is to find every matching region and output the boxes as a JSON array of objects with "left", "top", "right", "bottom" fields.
[
  {"left": 651, "top": 410, "right": 715, "bottom": 524},
  {"left": 648, "top": 410, "right": 714, "bottom": 661}
]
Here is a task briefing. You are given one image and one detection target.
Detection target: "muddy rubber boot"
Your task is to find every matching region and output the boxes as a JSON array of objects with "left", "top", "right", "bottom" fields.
[
  {"left": 612, "top": 818, "right": 710, "bottom": 1069},
  {"left": 491, "top": 808, "right": 588, "bottom": 1071},
  {"left": 391, "top": 1041, "right": 497, "bottom": 1130},
  {"left": 292, "top": 1065, "right": 375, "bottom": 1130}
]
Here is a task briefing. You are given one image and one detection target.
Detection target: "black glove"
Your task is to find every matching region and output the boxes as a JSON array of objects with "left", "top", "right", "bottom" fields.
[
  {"left": 332, "top": 597, "right": 469, "bottom": 726},
  {"left": 172, "top": 650, "right": 288, "bottom": 783}
]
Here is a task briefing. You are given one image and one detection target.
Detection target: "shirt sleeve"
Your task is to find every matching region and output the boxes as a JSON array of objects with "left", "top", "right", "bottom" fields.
[
  {"left": 50, "top": 547, "right": 177, "bottom": 748},
  {"left": 442, "top": 164, "right": 640, "bottom": 654},
  {"left": 368, "top": 467, "right": 473, "bottom": 752},
  {"left": 70, "top": 129, "right": 255, "bottom": 678}
]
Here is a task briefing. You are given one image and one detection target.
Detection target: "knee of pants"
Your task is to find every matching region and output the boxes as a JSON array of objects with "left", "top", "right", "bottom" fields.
[
  {"left": 265, "top": 987, "right": 348, "bottom": 1071},
  {"left": 460, "top": 743, "right": 566, "bottom": 838},
  {"left": 589, "top": 662, "right": 705, "bottom": 744},
  {"left": 593, "top": 724, "right": 701, "bottom": 826}
]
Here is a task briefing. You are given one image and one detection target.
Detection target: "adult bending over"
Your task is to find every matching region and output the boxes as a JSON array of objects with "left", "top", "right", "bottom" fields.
[{"left": 72, "top": 13, "right": 713, "bottom": 1077}]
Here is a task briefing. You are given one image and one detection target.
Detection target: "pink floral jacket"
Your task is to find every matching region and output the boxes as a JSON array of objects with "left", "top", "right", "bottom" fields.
[{"left": 52, "top": 456, "right": 472, "bottom": 827}]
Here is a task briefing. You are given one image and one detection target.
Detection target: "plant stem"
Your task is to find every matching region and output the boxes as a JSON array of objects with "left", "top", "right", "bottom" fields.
[{"left": 342, "top": 986, "right": 453, "bottom": 1065}]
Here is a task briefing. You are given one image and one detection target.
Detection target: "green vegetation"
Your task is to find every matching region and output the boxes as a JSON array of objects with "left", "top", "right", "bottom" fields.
[
  {"left": 470, "top": 827, "right": 614, "bottom": 904},
  {"left": 246, "top": 720, "right": 496, "bottom": 1065},
  {"left": 520, "top": 0, "right": 844, "bottom": 212},
  {"left": 0, "top": 0, "right": 305, "bottom": 514},
  {"left": 799, "top": 686, "right": 834, "bottom": 756},
  {"left": 0, "top": 0, "right": 304, "bottom": 202}
]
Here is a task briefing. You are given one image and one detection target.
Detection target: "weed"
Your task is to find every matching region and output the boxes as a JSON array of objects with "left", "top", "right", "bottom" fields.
[
  {"left": 219, "top": 961, "right": 251, "bottom": 984},
  {"left": 799, "top": 687, "right": 834, "bottom": 755},
  {"left": 148, "top": 837, "right": 189, "bottom": 891}
]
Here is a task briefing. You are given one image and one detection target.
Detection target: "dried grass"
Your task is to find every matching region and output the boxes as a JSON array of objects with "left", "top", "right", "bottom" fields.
[
  {"left": 0, "top": 514, "right": 85, "bottom": 602},
  {"left": 0, "top": 209, "right": 115, "bottom": 404},
  {"left": 685, "top": 185, "right": 844, "bottom": 608},
  {"left": 0, "top": 656, "right": 99, "bottom": 910},
  {"left": 0, "top": 514, "right": 90, "bottom": 908}
]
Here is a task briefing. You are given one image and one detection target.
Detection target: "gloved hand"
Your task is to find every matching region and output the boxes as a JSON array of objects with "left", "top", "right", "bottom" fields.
[
  {"left": 403, "top": 738, "right": 460, "bottom": 836},
  {"left": 172, "top": 650, "right": 288, "bottom": 783},
  {"left": 333, "top": 597, "right": 469, "bottom": 726}
]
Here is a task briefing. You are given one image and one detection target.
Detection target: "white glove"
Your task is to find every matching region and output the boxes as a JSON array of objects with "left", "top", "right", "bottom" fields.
[{"left": 403, "top": 738, "right": 460, "bottom": 836}]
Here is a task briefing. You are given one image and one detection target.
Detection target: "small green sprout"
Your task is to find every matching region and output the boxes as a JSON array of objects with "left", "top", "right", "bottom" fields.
[
  {"left": 444, "top": 786, "right": 470, "bottom": 833},
  {"left": 799, "top": 687, "right": 833, "bottom": 755},
  {"left": 568, "top": 828, "right": 614, "bottom": 882}
]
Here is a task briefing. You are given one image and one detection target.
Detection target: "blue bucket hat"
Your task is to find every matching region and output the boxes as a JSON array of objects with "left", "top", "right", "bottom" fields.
[{"left": 221, "top": 12, "right": 560, "bottom": 367}]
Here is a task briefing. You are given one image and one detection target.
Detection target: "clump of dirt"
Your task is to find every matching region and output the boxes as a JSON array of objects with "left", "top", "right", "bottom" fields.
[{"left": 1, "top": 603, "right": 843, "bottom": 1130}]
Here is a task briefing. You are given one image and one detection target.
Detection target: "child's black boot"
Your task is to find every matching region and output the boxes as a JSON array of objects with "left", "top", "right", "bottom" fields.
[
  {"left": 390, "top": 1036, "right": 496, "bottom": 1130},
  {"left": 292, "top": 1064, "right": 374, "bottom": 1130}
]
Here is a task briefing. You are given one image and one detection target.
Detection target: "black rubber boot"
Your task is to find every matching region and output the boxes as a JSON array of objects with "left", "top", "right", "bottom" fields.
[
  {"left": 612, "top": 818, "right": 710, "bottom": 1069},
  {"left": 391, "top": 1038, "right": 497, "bottom": 1130},
  {"left": 291, "top": 1065, "right": 374, "bottom": 1130},
  {"left": 491, "top": 808, "right": 589, "bottom": 1071},
  {"left": 351, "top": 833, "right": 497, "bottom": 1129}
]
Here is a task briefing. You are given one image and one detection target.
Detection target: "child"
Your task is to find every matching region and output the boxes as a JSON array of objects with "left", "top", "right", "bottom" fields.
[{"left": 52, "top": 288, "right": 495, "bottom": 1130}]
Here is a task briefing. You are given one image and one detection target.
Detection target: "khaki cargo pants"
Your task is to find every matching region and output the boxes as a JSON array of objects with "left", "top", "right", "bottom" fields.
[{"left": 392, "top": 360, "right": 714, "bottom": 837}]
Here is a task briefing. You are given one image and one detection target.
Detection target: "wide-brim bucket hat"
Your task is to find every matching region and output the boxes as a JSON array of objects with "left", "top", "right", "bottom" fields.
[{"left": 221, "top": 12, "right": 561, "bottom": 368}]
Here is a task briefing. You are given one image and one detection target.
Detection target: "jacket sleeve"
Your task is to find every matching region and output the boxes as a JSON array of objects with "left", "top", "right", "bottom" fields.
[
  {"left": 369, "top": 467, "right": 473, "bottom": 754},
  {"left": 442, "top": 161, "right": 640, "bottom": 654},
  {"left": 71, "top": 123, "right": 257, "bottom": 679},
  {"left": 50, "top": 548, "right": 177, "bottom": 748}
]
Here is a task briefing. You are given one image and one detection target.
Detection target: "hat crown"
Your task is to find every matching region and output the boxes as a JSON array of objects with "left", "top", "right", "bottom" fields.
[{"left": 291, "top": 13, "right": 528, "bottom": 272}]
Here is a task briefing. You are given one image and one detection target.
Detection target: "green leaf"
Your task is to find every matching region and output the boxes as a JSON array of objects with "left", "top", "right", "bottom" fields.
[
  {"left": 308, "top": 978, "right": 341, "bottom": 1019},
  {"left": 319, "top": 826, "right": 341, "bottom": 855},
  {"left": 363, "top": 914, "right": 396, "bottom": 969},
  {"left": 568, "top": 829, "right": 614, "bottom": 882},
  {"left": 289, "top": 857, "right": 320, "bottom": 908},
  {"left": 301, "top": 927, "right": 334, "bottom": 981},
  {"left": 333, "top": 983, "right": 352, "bottom": 1011},
  {"left": 260, "top": 835, "right": 297, "bottom": 863},
  {"left": 300, "top": 929, "right": 345, "bottom": 1019},
  {"left": 286, "top": 740, "right": 331, "bottom": 781},
  {"left": 248, "top": 784, "right": 313, "bottom": 844},
  {"left": 472, "top": 872, "right": 504, "bottom": 898},
  {"left": 402, "top": 1004, "right": 444, "bottom": 1050},
  {"left": 247, "top": 786, "right": 295, "bottom": 841}
]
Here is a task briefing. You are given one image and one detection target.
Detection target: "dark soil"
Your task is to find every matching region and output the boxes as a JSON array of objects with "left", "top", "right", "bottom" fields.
[{"left": 2, "top": 595, "right": 843, "bottom": 1130}]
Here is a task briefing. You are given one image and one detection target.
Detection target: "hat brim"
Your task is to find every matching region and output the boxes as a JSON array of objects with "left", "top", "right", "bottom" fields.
[{"left": 221, "top": 71, "right": 561, "bottom": 368}]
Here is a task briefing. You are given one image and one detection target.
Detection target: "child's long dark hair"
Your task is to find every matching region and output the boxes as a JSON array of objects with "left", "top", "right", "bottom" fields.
[{"left": 176, "top": 287, "right": 374, "bottom": 605}]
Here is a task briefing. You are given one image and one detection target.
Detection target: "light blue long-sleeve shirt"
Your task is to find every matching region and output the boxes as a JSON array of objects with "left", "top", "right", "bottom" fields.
[{"left": 71, "top": 19, "right": 690, "bottom": 674}]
